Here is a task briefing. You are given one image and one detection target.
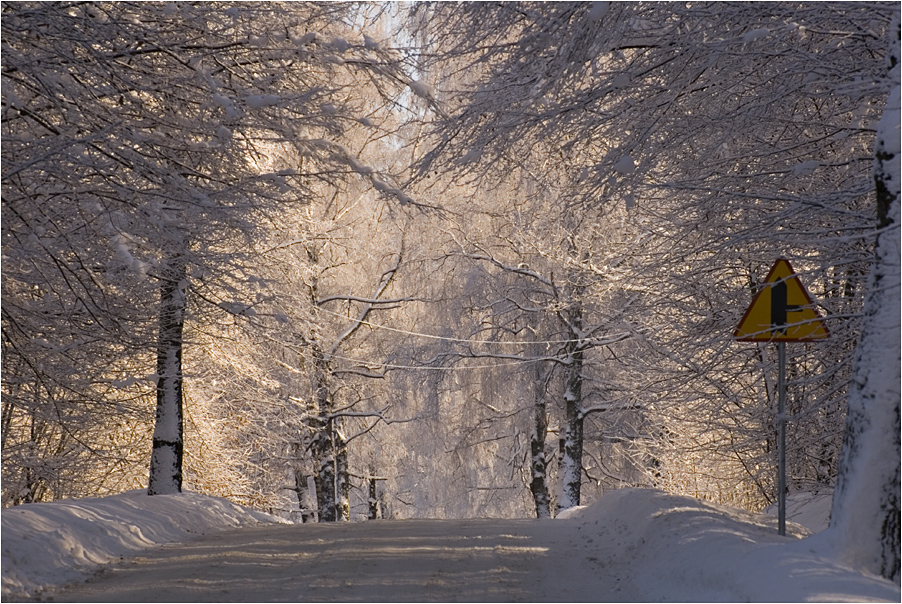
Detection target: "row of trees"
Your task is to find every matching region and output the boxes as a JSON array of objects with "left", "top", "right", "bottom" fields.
[
  {"left": 408, "top": 0, "right": 894, "bottom": 510},
  {"left": 2, "top": 0, "right": 898, "bottom": 580},
  {"left": 2, "top": 1, "right": 412, "bottom": 504}
]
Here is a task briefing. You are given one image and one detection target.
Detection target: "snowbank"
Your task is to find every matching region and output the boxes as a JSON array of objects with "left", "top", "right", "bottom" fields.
[
  {"left": 765, "top": 490, "right": 833, "bottom": 533},
  {"left": 1, "top": 490, "right": 284, "bottom": 599},
  {"left": 567, "top": 489, "right": 899, "bottom": 602}
]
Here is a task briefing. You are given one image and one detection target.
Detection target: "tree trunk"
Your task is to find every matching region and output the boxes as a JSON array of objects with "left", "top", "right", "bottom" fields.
[
  {"left": 313, "top": 426, "right": 337, "bottom": 522},
  {"left": 530, "top": 362, "right": 552, "bottom": 518},
  {"left": 828, "top": 16, "right": 900, "bottom": 583},
  {"left": 292, "top": 469, "right": 312, "bottom": 523},
  {"left": 334, "top": 425, "right": 350, "bottom": 521},
  {"left": 559, "top": 304, "right": 585, "bottom": 510},
  {"left": 148, "top": 253, "right": 187, "bottom": 495},
  {"left": 310, "top": 349, "right": 339, "bottom": 522},
  {"left": 368, "top": 477, "right": 379, "bottom": 520}
]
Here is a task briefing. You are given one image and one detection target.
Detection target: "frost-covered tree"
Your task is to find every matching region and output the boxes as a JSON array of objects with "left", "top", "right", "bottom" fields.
[
  {"left": 828, "top": 14, "right": 900, "bottom": 582},
  {"left": 2, "top": 2, "right": 409, "bottom": 501},
  {"left": 408, "top": 1, "right": 895, "bottom": 511},
  {"left": 378, "top": 170, "right": 649, "bottom": 517},
  {"left": 186, "top": 191, "right": 417, "bottom": 519},
  {"left": 448, "top": 237, "right": 641, "bottom": 513}
]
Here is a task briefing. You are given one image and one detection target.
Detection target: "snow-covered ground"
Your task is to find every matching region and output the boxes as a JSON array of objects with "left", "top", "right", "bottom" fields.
[
  {"left": 2, "top": 488, "right": 899, "bottom": 602},
  {"left": 765, "top": 490, "right": 834, "bottom": 533},
  {"left": 1, "top": 490, "right": 286, "bottom": 600}
]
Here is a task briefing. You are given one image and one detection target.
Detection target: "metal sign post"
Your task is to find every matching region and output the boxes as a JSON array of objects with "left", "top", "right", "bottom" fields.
[
  {"left": 777, "top": 341, "right": 786, "bottom": 536},
  {"left": 734, "top": 258, "right": 829, "bottom": 536}
]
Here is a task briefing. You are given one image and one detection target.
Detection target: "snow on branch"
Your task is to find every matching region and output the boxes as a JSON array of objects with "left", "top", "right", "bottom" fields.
[
  {"left": 334, "top": 406, "right": 425, "bottom": 443},
  {"left": 305, "top": 138, "right": 425, "bottom": 208},
  {"left": 326, "top": 246, "right": 404, "bottom": 358},
  {"left": 316, "top": 295, "right": 414, "bottom": 306},
  {"left": 580, "top": 402, "right": 643, "bottom": 418},
  {"left": 459, "top": 252, "right": 555, "bottom": 287},
  {"left": 331, "top": 367, "right": 387, "bottom": 379}
]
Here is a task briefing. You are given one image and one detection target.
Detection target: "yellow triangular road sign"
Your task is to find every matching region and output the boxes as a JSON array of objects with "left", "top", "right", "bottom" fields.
[{"left": 734, "top": 258, "right": 829, "bottom": 341}]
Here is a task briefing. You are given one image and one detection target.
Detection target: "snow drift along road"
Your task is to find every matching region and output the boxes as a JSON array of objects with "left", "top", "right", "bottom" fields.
[{"left": 1, "top": 490, "right": 284, "bottom": 599}]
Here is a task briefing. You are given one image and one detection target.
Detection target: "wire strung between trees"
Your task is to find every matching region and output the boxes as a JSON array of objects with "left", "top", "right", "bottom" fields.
[
  {"left": 327, "top": 352, "right": 546, "bottom": 371},
  {"left": 314, "top": 305, "right": 600, "bottom": 347}
]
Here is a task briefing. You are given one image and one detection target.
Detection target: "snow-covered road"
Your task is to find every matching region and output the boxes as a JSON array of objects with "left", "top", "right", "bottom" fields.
[
  {"left": 5, "top": 488, "right": 899, "bottom": 602},
  {"left": 46, "top": 518, "right": 628, "bottom": 602}
]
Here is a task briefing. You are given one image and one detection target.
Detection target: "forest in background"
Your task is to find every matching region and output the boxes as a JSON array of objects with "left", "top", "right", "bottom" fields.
[{"left": 2, "top": 3, "right": 898, "bottom": 576}]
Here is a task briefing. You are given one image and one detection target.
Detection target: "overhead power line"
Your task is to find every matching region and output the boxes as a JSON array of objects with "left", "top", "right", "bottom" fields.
[
  {"left": 315, "top": 305, "right": 612, "bottom": 347},
  {"left": 327, "top": 352, "right": 545, "bottom": 372}
]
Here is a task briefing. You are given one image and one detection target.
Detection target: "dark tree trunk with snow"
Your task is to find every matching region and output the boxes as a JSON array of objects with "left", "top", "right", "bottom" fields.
[
  {"left": 311, "top": 419, "right": 350, "bottom": 522},
  {"left": 368, "top": 477, "right": 379, "bottom": 520},
  {"left": 829, "top": 16, "right": 901, "bottom": 583},
  {"left": 311, "top": 426, "right": 337, "bottom": 522},
  {"left": 334, "top": 426, "right": 350, "bottom": 521},
  {"left": 309, "top": 348, "right": 351, "bottom": 522},
  {"left": 560, "top": 304, "right": 585, "bottom": 510},
  {"left": 148, "top": 254, "right": 187, "bottom": 495},
  {"left": 530, "top": 364, "right": 552, "bottom": 518},
  {"left": 310, "top": 355, "right": 338, "bottom": 522}
]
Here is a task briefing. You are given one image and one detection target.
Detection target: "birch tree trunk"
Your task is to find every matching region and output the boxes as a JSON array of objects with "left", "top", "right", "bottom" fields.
[
  {"left": 368, "top": 475, "right": 379, "bottom": 520},
  {"left": 530, "top": 361, "right": 552, "bottom": 518},
  {"left": 310, "top": 350, "right": 338, "bottom": 522},
  {"left": 311, "top": 429, "right": 337, "bottom": 522},
  {"left": 334, "top": 426, "right": 351, "bottom": 521},
  {"left": 148, "top": 253, "right": 187, "bottom": 495},
  {"left": 560, "top": 303, "right": 585, "bottom": 510},
  {"left": 828, "top": 16, "right": 900, "bottom": 583}
]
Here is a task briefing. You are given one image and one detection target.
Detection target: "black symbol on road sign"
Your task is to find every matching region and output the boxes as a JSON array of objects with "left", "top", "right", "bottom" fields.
[{"left": 770, "top": 281, "right": 803, "bottom": 334}]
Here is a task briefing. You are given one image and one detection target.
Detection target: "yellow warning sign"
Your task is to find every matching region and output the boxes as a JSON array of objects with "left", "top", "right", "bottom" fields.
[{"left": 734, "top": 258, "right": 829, "bottom": 341}]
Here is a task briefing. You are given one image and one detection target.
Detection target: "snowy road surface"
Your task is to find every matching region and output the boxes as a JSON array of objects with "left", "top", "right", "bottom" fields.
[
  {"left": 5, "top": 488, "right": 899, "bottom": 602},
  {"left": 44, "top": 519, "right": 627, "bottom": 602}
]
